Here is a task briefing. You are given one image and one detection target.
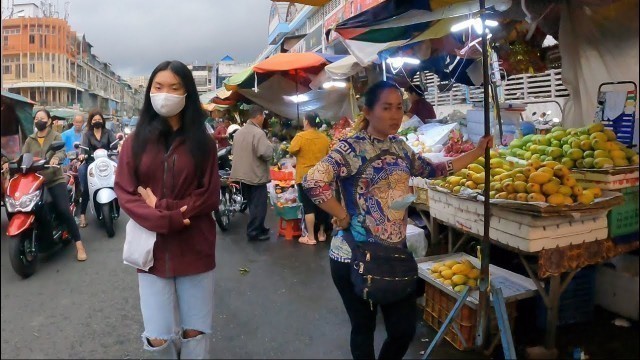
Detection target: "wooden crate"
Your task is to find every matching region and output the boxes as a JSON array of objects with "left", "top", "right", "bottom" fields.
[{"left": 423, "top": 282, "right": 518, "bottom": 351}]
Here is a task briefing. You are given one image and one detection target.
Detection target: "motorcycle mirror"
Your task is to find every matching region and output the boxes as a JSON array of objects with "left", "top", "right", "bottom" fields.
[
  {"left": 116, "top": 133, "right": 125, "bottom": 141},
  {"left": 73, "top": 142, "right": 81, "bottom": 149},
  {"left": 49, "top": 141, "right": 65, "bottom": 152}
]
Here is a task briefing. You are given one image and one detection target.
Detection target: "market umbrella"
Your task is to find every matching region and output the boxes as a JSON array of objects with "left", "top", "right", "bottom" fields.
[
  {"left": 223, "top": 67, "right": 256, "bottom": 91},
  {"left": 250, "top": 52, "right": 347, "bottom": 120}
]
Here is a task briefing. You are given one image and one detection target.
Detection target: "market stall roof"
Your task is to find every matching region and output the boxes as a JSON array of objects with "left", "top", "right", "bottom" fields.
[
  {"left": 1, "top": 91, "right": 37, "bottom": 105},
  {"left": 34, "top": 108, "right": 78, "bottom": 120},
  {"left": 223, "top": 67, "right": 255, "bottom": 91},
  {"left": 253, "top": 52, "right": 331, "bottom": 73},
  {"left": 200, "top": 87, "right": 233, "bottom": 104}
]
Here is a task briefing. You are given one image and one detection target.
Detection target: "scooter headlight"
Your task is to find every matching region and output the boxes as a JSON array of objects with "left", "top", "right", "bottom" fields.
[
  {"left": 5, "top": 190, "right": 40, "bottom": 212},
  {"left": 96, "top": 161, "right": 112, "bottom": 177}
]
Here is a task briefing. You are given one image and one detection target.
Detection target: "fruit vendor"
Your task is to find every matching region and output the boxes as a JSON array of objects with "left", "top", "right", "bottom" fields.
[
  {"left": 405, "top": 84, "right": 436, "bottom": 123},
  {"left": 303, "top": 80, "right": 492, "bottom": 360}
]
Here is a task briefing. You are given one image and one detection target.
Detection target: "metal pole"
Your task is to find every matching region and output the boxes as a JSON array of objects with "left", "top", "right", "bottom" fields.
[
  {"left": 475, "top": 0, "right": 492, "bottom": 351},
  {"left": 382, "top": 60, "right": 387, "bottom": 81}
]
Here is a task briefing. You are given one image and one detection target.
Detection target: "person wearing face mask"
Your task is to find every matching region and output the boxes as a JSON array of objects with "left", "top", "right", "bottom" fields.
[
  {"left": 114, "top": 60, "right": 219, "bottom": 359},
  {"left": 77, "top": 110, "right": 118, "bottom": 228},
  {"left": 12, "top": 110, "right": 87, "bottom": 261},
  {"left": 303, "top": 81, "right": 492, "bottom": 360}
]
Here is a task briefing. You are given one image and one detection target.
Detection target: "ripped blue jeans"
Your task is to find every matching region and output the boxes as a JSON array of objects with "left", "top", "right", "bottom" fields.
[{"left": 138, "top": 270, "right": 215, "bottom": 359}]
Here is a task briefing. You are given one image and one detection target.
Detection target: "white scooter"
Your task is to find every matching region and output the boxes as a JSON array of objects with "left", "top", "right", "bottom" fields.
[{"left": 75, "top": 134, "right": 123, "bottom": 238}]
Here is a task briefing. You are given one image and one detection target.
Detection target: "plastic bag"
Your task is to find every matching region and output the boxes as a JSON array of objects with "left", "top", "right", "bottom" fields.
[{"left": 123, "top": 219, "right": 157, "bottom": 271}]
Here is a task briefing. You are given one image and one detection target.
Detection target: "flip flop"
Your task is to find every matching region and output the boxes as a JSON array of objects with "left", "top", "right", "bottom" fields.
[{"left": 298, "top": 236, "right": 317, "bottom": 245}]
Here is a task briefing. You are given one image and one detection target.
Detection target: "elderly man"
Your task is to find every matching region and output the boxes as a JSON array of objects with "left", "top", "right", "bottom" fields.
[
  {"left": 61, "top": 114, "right": 85, "bottom": 165},
  {"left": 231, "top": 105, "right": 274, "bottom": 242}
]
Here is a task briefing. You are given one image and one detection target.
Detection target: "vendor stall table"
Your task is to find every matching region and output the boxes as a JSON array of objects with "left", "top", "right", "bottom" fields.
[{"left": 411, "top": 192, "right": 638, "bottom": 353}]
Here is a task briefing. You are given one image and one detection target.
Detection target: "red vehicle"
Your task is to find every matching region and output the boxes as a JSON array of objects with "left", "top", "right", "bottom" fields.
[{"left": 4, "top": 141, "right": 76, "bottom": 278}]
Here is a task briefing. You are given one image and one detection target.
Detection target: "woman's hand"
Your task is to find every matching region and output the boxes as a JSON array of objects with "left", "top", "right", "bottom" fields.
[
  {"left": 331, "top": 210, "right": 350, "bottom": 231},
  {"left": 50, "top": 156, "right": 60, "bottom": 166},
  {"left": 138, "top": 187, "right": 190, "bottom": 225},
  {"left": 476, "top": 135, "right": 493, "bottom": 153}
]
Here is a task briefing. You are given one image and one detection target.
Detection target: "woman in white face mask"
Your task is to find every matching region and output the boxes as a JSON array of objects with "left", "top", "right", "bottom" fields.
[{"left": 114, "top": 61, "right": 220, "bottom": 359}]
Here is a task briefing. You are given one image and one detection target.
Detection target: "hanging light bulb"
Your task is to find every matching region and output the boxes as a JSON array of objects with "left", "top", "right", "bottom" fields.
[
  {"left": 451, "top": 17, "right": 499, "bottom": 34},
  {"left": 322, "top": 80, "right": 348, "bottom": 89}
]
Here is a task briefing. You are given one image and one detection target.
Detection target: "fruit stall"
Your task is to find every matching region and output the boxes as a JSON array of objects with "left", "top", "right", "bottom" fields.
[{"left": 407, "top": 122, "right": 638, "bottom": 353}]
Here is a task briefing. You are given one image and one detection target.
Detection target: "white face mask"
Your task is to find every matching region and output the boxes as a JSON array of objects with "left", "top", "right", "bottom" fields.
[{"left": 150, "top": 93, "right": 186, "bottom": 117}]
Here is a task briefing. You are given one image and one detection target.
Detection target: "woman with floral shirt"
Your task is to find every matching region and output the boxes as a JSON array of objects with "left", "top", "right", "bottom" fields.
[{"left": 303, "top": 81, "right": 491, "bottom": 359}]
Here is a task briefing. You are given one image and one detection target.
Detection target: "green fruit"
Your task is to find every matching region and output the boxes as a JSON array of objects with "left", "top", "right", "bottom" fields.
[
  {"left": 537, "top": 145, "right": 549, "bottom": 155},
  {"left": 594, "top": 150, "right": 609, "bottom": 159},
  {"left": 567, "top": 149, "right": 584, "bottom": 161},
  {"left": 561, "top": 158, "right": 575, "bottom": 169},
  {"left": 583, "top": 158, "right": 595, "bottom": 169},
  {"left": 539, "top": 137, "right": 551, "bottom": 146},
  {"left": 562, "top": 145, "right": 572, "bottom": 155},
  {"left": 576, "top": 159, "right": 585, "bottom": 168},
  {"left": 579, "top": 135, "right": 590, "bottom": 141},
  {"left": 522, "top": 134, "right": 535, "bottom": 144},
  {"left": 592, "top": 139, "right": 608, "bottom": 151},
  {"left": 525, "top": 143, "right": 533, "bottom": 151},
  {"left": 509, "top": 139, "right": 524, "bottom": 149},
  {"left": 524, "top": 151, "right": 533, "bottom": 160},
  {"left": 552, "top": 131, "right": 566, "bottom": 141},
  {"left": 530, "top": 154, "right": 541, "bottom": 162},
  {"left": 571, "top": 139, "right": 582, "bottom": 149},
  {"left": 583, "top": 150, "right": 595, "bottom": 159},
  {"left": 499, "top": 149, "right": 510, "bottom": 157},
  {"left": 594, "top": 158, "right": 614, "bottom": 169},
  {"left": 552, "top": 126, "right": 565, "bottom": 133},
  {"left": 546, "top": 147, "right": 563, "bottom": 159},
  {"left": 540, "top": 155, "right": 549, "bottom": 162},
  {"left": 510, "top": 148, "right": 520, "bottom": 157}
]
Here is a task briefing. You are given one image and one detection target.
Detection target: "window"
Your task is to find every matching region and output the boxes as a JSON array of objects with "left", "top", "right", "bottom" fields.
[
  {"left": 3, "top": 65, "right": 12, "bottom": 74},
  {"left": 14, "top": 64, "right": 20, "bottom": 78},
  {"left": 29, "top": 34, "right": 35, "bottom": 44},
  {"left": 29, "top": 90, "right": 37, "bottom": 100},
  {"left": 51, "top": 63, "right": 55, "bottom": 73},
  {"left": 21, "top": 64, "right": 27, "bottom": 76},
  {"left": 3, "top": 36, "right": 8, "bottom": 47},
  {"left": 2, "top": 27, "right": 20, "bottom": 35},
  {"left": 29, "top": 63, "right": 35, "bottom": 73}
]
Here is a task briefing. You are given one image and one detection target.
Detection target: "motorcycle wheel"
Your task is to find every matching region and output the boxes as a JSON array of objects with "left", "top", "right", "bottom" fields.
[
  {"left": 9, "top": 230, "right": 38, "bottom": 278},
  {"left": 214, "top": 190, "right": 231, "bottom": 231},
  {"left": 102, "top": 202, "right": 115, "bottom": 238}
]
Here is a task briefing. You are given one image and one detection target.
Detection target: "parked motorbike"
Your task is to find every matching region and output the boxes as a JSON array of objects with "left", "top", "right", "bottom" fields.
[
  {"left": 213, "top": 146, "right": 245, "bottom": 231},
  {"left": 75, "top": 134, "right": 123, "bottom": 237},
  {"left": 65, "top": 150, "right": 82, "bottom": 207},
  {"left": 4, "top": 141, "right": 75, "bottom": 278}
]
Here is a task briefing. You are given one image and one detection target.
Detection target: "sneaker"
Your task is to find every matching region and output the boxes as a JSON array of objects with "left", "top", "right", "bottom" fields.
[{"left": 248, "top": 232, "right": 271, "bottom": 242}]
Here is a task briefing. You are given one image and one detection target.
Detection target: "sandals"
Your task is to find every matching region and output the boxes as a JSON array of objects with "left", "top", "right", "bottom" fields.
[
  {"left": 79, "top": 216, "right": 87, "bottom": 228},
  {"left": 298, "top": 236, "right": 317, "bottom": 245}
]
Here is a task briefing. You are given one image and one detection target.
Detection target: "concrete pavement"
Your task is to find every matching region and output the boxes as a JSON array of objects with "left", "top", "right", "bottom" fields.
[{"left": 1, "top": 210, "right": 466, "bottom": 359}]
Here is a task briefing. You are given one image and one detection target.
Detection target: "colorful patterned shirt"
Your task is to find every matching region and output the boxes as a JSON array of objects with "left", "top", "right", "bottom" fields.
[{"left": 303, "top": 131, "right": 449, "bottom": 262}]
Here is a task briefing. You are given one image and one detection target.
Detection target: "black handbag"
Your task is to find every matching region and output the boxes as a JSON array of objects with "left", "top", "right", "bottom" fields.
[{"left": 342, "top": 229, "right": 418, "bottom": 306}]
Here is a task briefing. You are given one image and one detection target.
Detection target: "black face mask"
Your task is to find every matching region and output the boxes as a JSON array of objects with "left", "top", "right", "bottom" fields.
[
  {"left": 35, "top": 120, "right": 48, "bottom": 131},
  {"left": 93, "top": 121, "right": 104, "bottom": 129}
]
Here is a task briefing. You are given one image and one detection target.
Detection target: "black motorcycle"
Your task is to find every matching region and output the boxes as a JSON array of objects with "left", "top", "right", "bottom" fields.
[{"left": 214, "top": 146, "right": 246, "bottom": 231}]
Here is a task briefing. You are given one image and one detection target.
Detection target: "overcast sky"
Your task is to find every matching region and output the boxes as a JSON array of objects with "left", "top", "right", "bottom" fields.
[{"left": 63, "top": 0, "right": 272, "bottom": 77}]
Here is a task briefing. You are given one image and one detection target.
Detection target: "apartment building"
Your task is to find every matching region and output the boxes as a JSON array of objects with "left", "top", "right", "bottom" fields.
[
  {"left": 1, "top": 2, "right": 143, "bottom": 116},
  {"left": 187, "top": 63, "right": 213, "bottom": 94},
  {"left": 214, "top": 55, "right": 252, "bottom": 89}
]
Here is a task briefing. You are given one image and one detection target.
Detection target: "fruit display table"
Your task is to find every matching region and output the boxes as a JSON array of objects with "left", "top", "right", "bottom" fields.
[{"left": 423, "top": 187, "right": 637, "bottom": 353}]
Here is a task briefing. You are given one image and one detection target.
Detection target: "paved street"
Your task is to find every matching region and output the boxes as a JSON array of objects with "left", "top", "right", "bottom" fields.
[{"left": 0, "top": 210, "right": 464, "bottom": 359}]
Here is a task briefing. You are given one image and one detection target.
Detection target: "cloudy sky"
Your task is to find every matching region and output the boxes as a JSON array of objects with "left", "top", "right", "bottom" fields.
[{"left": 64, "top": 0, "right": 272, "bottom": 77}]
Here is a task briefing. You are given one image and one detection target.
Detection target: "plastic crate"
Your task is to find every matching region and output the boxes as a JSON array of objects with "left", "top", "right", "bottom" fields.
[
  {"left": 536, "top": 266, "right": 596, "bottom": 329},
  {"left": 608, "top": 186, "right": 639, "bottom": 238},
  {"left": 274, "top": 204, "right": 301, "bottom": 220},
  {"left": 423, "top": 282, "right": 518, "bottom": 351},
  {"left": 599, "top": 89, "right": 636, "bottom": 146}
]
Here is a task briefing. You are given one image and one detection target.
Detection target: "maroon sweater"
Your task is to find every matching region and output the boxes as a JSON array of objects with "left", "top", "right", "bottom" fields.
[{"left": 114, "top": 133, "right": 220, "bottom": 278}]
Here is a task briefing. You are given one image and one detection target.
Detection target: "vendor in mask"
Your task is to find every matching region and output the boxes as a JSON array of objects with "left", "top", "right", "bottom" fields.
[
  {"left": 77, "top": 109, "right": 118, "bottom": 228},
  {"left": 405, "top": 84, "right": 436, "bottom": 124}
]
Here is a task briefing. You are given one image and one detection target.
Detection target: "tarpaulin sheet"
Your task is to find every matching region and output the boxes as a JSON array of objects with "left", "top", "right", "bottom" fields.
[
  {"left": 559, "top": 0, "right": 639, "bottom": 129},
  {"left": 237, "top": 74, "right": 357, "bottom": 122}
]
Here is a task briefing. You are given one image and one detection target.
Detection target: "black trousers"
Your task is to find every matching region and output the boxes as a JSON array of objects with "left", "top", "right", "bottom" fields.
[
  {"left": 330, "top": 259, "right": 416, "bottom": 360},
  {"left": 241, "top": 183, "right": 268, "bottom": 238},
  {"left": 39, "top": 183, "right": 82, "bottom": 243}
]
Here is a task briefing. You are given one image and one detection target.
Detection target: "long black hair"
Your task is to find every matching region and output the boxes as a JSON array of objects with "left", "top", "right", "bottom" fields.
[
  {"left": 86, "top": 108, "right": 105, "bottom": 132},
  {"left": 132, "top": 60, "right": 212, "bottom": 178}
]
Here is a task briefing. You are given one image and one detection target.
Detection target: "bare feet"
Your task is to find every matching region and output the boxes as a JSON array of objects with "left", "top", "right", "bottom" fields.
[
  {"left": 318, "top": 230, "right": 327, "bottom": 242},
  {"left": 79, "top": 215, "right": 87, "bottom": 228},
  {"left": 75, "top": 241, "right": 87, "bottom": 261}
]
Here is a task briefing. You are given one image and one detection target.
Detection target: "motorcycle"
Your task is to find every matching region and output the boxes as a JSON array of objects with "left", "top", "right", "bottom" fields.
[
  {"left": 64, "top": 150, "right": 82, "bottom": 207},
  {"left": 75, "top": 134, "right": 123, "bottom": 238},
  {"left": 4, "top": 141, "right": 75, "bottom": 278},
  {"left": 213, "top": 146, "right": 245, "bottom": 231}
]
